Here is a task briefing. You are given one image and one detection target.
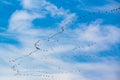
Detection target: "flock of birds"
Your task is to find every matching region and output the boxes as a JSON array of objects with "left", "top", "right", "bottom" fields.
[
  {"left": 8, "top": 6, "right": 120, "bottom": 78},
  {"left": 77, "top": 6, "right": 120, "bottom": 20}
]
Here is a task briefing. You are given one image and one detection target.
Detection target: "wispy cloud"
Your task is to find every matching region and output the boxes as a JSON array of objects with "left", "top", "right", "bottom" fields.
[
  {"left": 74, "top": 20, "right": 120, "bottom": 52},
  {"left": 0, "top": 0, "right": 13, "bottom": 5}
]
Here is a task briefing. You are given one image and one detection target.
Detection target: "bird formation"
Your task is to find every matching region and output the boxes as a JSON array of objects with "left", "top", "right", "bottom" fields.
[
  {"left": 8, "top": 58, "right": 21, "bottom": 75},
  {"left": 72, "top": 42, "right": 97, "bottom": 51},
  {"left": 8, "top": 6, "right": 120, "bottom": 77},
  {"left": 77, "top": 6, "right": 120, "bottom": 21}
]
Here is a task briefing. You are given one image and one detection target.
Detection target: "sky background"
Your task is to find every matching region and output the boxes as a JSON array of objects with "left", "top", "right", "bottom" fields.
[{"left": 0, "top": 0, "right": 120, "bottom": 80}]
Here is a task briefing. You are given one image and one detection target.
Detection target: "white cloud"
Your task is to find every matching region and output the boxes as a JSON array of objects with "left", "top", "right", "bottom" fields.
[
  {"left": 8, "top": 10, "right": 42, "bottom": 33},
  {"left": 75, "top": 20, "right": 120, "bottom": 52}
]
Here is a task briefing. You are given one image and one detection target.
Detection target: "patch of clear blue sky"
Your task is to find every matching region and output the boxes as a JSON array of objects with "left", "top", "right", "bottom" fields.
[{"left": 0, "top": 35, "right": 20, "bottom": 45}]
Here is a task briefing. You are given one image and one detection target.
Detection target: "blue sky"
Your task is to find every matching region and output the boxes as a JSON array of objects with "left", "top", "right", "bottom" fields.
[{"left": 0, "top": 0, "right": 120, "bottom": 80}]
